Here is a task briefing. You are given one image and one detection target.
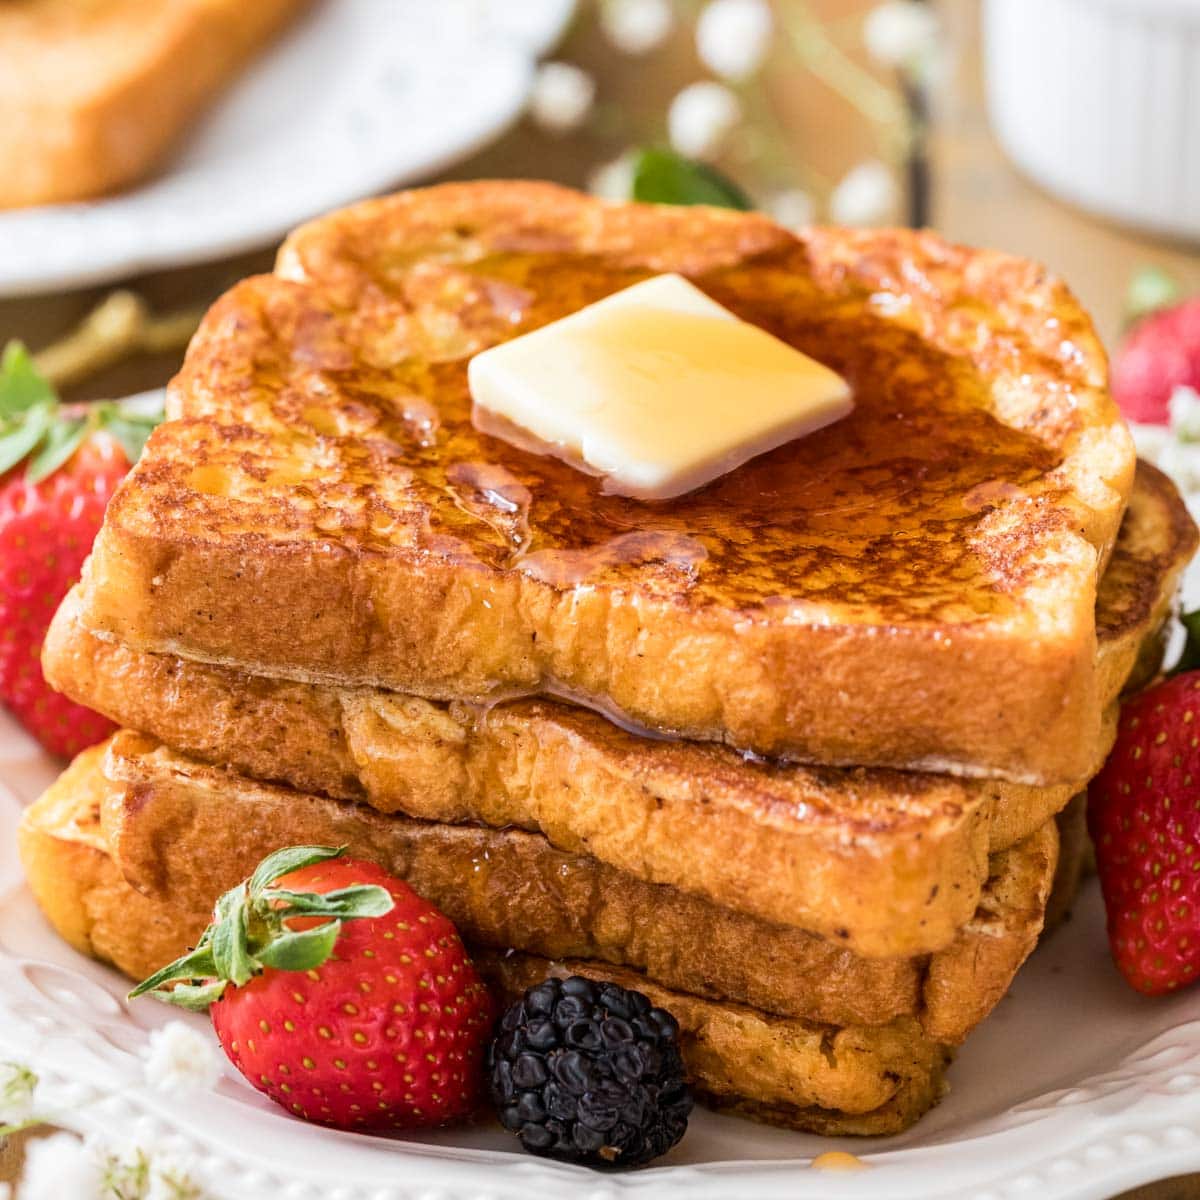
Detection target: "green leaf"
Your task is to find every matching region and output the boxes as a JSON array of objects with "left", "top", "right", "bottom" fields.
[
  {"left": 1173, "top": 610, "right": 1200, "bottom": 676},
  {"left": 0, "top": 402, "right": 53, "bottom": 476},
  {"left": 100, "top": 400, "right": 163, "bottom": 467},
  {"left": 268, "top": 885, "right": 395, "bottom": 922},
  {"left": 0, "top": 343, "right": 55, "bottom": 419},
  {"left": 25, "top": 416, "right": 87, "bottom": 484},
  {"left": 128, "top": 944, "right": 218, "bottom": 1001},
  {"left": 1126, "top": 265, "right": 1180, "bottom": 326},
  {"left": 145, "top": 980, "right": 229, "bottom": 1012},
  {"left": 248, "top": 845, "right": 346, "bottom": 896},
  {"left": 631, "top": 148, "right": 752, "bottom": 211},
  {"left": 255, "top": 921, "right": 342, "bottom": 972},
  {"left": 211, "top": 888, "right": 255, "bottom": 987}
]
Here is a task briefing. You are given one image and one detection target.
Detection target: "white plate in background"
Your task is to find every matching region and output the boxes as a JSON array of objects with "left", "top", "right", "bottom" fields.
[{"left": 0, "top": 0, "right": 575, "bottom": 297}]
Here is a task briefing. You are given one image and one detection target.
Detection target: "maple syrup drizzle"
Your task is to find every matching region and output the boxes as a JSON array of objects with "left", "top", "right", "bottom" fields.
[{"left": 261, "top": 246, "right": 1070, "bottom": 621}]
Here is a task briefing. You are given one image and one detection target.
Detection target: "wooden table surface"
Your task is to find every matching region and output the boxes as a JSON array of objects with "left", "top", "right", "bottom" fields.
[{"left": 3, "top": 1, "right": 1200, "bottom": 1194}]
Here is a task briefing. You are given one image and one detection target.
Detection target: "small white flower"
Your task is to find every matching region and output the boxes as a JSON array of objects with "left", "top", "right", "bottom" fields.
[
  {"left": 588, "top": 152, "right": 636, "bottom": 201},
  {"left": 18, "top": 1133, "right": 100, "bottom": 1200},
  {"left": 148, "top": 1158, "right": 207, "bottom": 1200},
  {"left": 528, "top": 61, "right": 596, "bottom": 134},
  {"left": 829, "top": 160, "right": 900, "bottom": 226},
  {"left": 143, "top": 1021, "right": 220, "bottom": 1096},
  {"left": 599, "top": 0, "right": 673, "bottom": 55},
  {"left": 767, "top": 188, "right": 817, "bottom": 230},
  {"left": 96, "top": 1140, "right": 152, "bottom": 1200},
  {"left": 696, "top": 0, "right": 773, "bottom": 81},
  {"left": 1170, "top": 385, "right": 1200, "bottom": 443},
  {"left": 668, "top": 81, "right": 742, "bottom": 160},
  {"left": 0, "top": 1063, "right": 37, "bottom": 1128},
  {"left": 1130, "top": 420, "right": 1171, "bottom": 464},
  {"left": 863, "top": 0, "right": 940, "bottom": 71},
  {"left": 1156, "top": 440, "right": 1200, "bottom": 497}
]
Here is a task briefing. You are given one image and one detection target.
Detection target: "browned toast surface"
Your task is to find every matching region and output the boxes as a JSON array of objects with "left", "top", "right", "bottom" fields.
[
  {"left": 46, "top": 462, "right": 1192, "bottom": 954},
  {"left": 75, "top": 182, "right": 1136, "bottom": 781},
  {"left": 17, "top": 752, "right": 950, "bottom": 1135},
  {"left": 31, "top": 735, "right": 1058, "bottom": 1040},
  {"left": 0, "top": 0, "right": 305, "bottom": 208}
]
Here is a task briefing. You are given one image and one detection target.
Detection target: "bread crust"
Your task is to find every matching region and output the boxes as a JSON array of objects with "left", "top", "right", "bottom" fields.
[
  {"left": 47, "top": 463, "right": 1192, "bottom": 954},
  {"left": 0, "top": 0, "right": 305, "bottom": 208},
  {"left": 77, "top": 182, "right": 1137, "bottom": 782},
  {"left": 11, "top": 731, "right": 1055, "bottom": 1044}
]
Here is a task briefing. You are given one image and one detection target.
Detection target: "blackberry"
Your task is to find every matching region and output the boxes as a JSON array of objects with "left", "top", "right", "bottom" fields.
[{"left": 487, "top": 975, "right": 692, "bottom": 1168}]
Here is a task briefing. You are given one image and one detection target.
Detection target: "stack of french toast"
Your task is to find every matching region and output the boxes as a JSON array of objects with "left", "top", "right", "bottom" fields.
[{"left": 19, "top": 182, "right": 1199, "bottom": 1135}]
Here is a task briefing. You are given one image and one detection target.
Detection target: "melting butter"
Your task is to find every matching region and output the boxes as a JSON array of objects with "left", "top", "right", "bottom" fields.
[{"left": 467, "top": 273, "right": 852, "bottom": 500}]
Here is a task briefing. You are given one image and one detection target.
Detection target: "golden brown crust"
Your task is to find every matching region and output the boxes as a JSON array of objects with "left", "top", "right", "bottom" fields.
[
  {"left": 19, "top": 733, "right": 1053, "bottom": 1045},
  {"left": 0, "top": 0, "right": 305, "bottom": 208},
  {"left": 1044, "top": 794, "right": 1088, "bottom": 934},
  {"left": 46, "top": 462, "right": 1191, "bottom": 955},
  {"left": 105, "top": 734, "right": 1060, "bottom": 1036},
  {"left": 473, "top": 955, "right": 951, "bottom": 1131},
  {"left": 17, "top": 775, "right": 950, "bottom": 1135},
  {"left": 77, "top": 181, "right": 1136, "bottom": 781}
]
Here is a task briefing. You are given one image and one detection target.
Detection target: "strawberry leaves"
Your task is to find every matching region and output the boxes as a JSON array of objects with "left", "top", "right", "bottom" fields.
[
  {"left": 1173, "top": 609, "right": 1200, "bottom": 676},
  {"left": 0, "top": 343, "right": 55, "bottom": 417},
  {"left": 0, "top": 339, "right": 164, "bottom": 482},
  {"left": 98, "top": 403, "right": 162, "bottom": 468},
  {"left": 130, "top": 846, "right": 396, "bottom": 1010}
]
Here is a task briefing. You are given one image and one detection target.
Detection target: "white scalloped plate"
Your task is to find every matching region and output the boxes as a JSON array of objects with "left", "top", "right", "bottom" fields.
[
  {"left": 1, "top": 515, "right": 1200, "bottom": 1198},
  {"left": 0, "top": 0, "right": 575, "bottom": 297}
]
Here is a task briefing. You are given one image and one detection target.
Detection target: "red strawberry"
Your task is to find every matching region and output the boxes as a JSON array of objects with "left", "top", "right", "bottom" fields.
[
  {"left": 1113, "top": 297, "right": 1200, "bottom": 424},
  {"left": 1088, "top": 671, "right": 1200, "bottom": 994},
  {"left": 0, "top": 341, "right": 160, "bottom": 757},
  {"left": 131, "top": 846, "right": 495, "bottom": 1130}
]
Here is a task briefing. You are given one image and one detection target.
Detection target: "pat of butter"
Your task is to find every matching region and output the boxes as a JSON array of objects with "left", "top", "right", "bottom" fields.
[{"left": 467, "top": 273, "right": 852, "bottom": 500}]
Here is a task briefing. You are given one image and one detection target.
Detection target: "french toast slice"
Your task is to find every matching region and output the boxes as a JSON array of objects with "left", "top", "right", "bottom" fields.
[
  {"left": 15, "top": 752, "right": 951, "bottom": 1134},
  {"left": 0, "top": 0, "right": 305, "bottom": 208},
  {"left": 74, "top": 181, "right": 1136, "bottom": 783},
  {"left": 30, "top": 734, "right": 1055, "bottom": 1044},
  {"left": 45, "top": 462, "right": 1193, "bottom": 955}
]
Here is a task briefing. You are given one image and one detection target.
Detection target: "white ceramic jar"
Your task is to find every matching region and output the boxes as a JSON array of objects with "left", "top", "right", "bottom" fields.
[{"left": 983, "top": 0, "right": 1200, "bottom": 242}]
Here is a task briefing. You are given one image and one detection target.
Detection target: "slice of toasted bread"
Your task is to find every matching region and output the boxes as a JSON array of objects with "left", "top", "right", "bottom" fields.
[
  {"left": 0, "top": 0, "right": 306, "bottom": 208},
  {"left": 30, "top": 733, "right": 1056, "bottom": 1046},
  {"left": 73, "top": 182, "right": 1136, "bottom": 782},
  {"left": 16, "top": 752, "right": 950, "bottom": 1134},
  {"left": 46, "top": 462, "right": 1192, "bottom": 955}
]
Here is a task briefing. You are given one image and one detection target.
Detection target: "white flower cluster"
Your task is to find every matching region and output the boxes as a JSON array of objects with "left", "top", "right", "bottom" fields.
[
  {"left": 5, "top": 1027, "right": 219, "bottom": 1199},
  {"left": 668, "top": 82, "right": 742, "bottom": 160},
  {"left": 599, "top": 0, "right": 673, "bottom": 55},
  {"left": 695, "top": 0, "right": 773, "bottom": 83},
  {"left": 767, "top": 189, "right": 816, "bottom": 231},
  {"left": 863, "top": 0, "right": 940, "bottom": 72},
  {"left": 588, "top": 153, "right": 637, "bottom": 201},
  {"left": 829, "top": 160, "right": 900, "bottom": 226},
  {"left": 1131, "top": 387, "right": 1200, "bottom": 500},
  {"left": 143, "top": 1022, "right": 221, "bottom": 1096},
  {"left": 529, "top": 61, "right": 596, "bottom": 134},
  {"left": 0, "top": 1063, "right": 37, "bottom": 1129},
  {"left": 17, "top": 1134, "right": 209, "bottom": 1200}
]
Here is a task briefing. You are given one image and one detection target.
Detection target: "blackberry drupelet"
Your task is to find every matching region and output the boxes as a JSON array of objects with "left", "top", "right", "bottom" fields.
[{"left": 488, "top": 975, "right": 692, "bottom": 1168}]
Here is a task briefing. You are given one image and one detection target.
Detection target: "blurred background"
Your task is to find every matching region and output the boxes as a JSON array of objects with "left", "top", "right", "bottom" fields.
[{"left": 6, "top": 0, "right": 1200, "bottom": 401}]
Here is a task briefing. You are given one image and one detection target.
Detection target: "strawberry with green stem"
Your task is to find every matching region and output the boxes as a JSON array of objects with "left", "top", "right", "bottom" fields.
[
  {"left": 132, "top": 845, "right": 496, "bottom": 1131},
  {"left": 0, "top": 341, "right": 160, "bottom": 757}
]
